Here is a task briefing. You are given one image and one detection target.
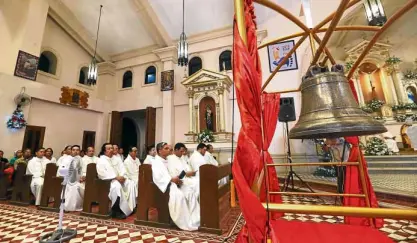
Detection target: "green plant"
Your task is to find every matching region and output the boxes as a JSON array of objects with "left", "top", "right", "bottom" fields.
[
  {"left": 197, "top": 129, "right": 214, "bottom": 143},
  {"left": 403, "top": 70, "right": 417, "bottom": 80},
  {"left": 345, "top": 61, "right": 354, "bottom": 72},
  {"left": 365, "top": 137, "right": 392, "bottom": 156},
  {"left": 385, "top": 56, "right": 401, "bottom": 65},
  {"left": 367, "top": 99, "right": 384, "bottom": 111}
]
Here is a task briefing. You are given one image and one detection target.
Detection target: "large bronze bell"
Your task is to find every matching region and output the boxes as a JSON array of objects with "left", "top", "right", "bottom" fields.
[{"left": 289, "top": 65, "right": 387, "bottom": 139}]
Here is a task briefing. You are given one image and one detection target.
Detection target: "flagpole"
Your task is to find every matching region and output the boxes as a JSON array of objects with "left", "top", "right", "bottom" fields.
[{"left": 234, "top": 0, "right": 247, "bottom": 45}]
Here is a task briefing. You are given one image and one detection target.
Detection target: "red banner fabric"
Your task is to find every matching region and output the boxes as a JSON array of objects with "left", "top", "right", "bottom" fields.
[{"left": 343, "top": 79, "right": 384, "bottom": 228}]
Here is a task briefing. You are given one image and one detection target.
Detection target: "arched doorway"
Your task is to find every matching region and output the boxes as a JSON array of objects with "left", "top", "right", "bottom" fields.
[
  {"left": 199, "top": 96, "right": 216, "bottom": 132},
  {"left": 121, "top": 117, "right": 138, "bottom": 156},
  {"left": 406, "top": 86, "right": 417, "bottom": 104}
]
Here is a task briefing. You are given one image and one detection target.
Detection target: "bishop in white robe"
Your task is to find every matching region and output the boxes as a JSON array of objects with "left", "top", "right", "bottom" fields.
[
  {"left": 26, "top": 148, "right": 47, "bottom": 206},
  {"left": 153, "top": 154, "right": 200, "bottom": 231},
  {"left": 123, "top": 147, "right": 141, "bottom": 194},
  {"left": 96, "top": 144, "right": 136, "bottom": 218}
]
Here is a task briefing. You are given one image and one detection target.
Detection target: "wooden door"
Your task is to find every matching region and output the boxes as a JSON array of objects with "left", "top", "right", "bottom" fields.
[
  {"left": 110, "top": 111, "right": 122, "bottom": 146},
  {"left": 145, "top": 107, "right": 156, "bottom": 149},
  {"left": 199, "top": 96, "right": 217, "bottom": 132},
  {"left": 22, "top": 125, "right": 45, "bottom": 152},
  {"left": 82, "top": 131, "right": 96, "bottom": 151}
]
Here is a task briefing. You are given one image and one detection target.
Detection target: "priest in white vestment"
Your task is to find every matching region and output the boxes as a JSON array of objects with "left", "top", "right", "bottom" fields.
[
  {"left": 26, "top": 148, "right": 47, "bottom": 206},
  {"left": 58, "top": 145, "right": 83, "bottom": 211},
  {"left": 143, "top": 145, "right": 156, "bottom": 165},
  {"left": 96, "top": 143, "right": 136, "bottom": 219},
  {"left": 168, "top": 143, "right": 199, "bottom": 197},
  {"left": 81, "top": 147, "right": 98, "bottom": 177},
  {"left": 45, "top": 148, "right": 57, "bottom": 164},
  {"left": 123, "top": 147, "right": 141, "bottom": 194},
  {"left": 190, "top": 143, "right": 208, "bottom": 173},
  {"left": 204, "top": 144, "right": 219, "bottom": 166},
  {"left": 152, "top": 142, "right": 200, "bottom": 231},
  {"left": 56, "top": 145, "right": 71, "bottom": 168}
]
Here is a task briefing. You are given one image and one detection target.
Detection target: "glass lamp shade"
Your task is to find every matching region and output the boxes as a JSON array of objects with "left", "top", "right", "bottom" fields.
[
  {"left": 363, "top": 0, "right": 387, "bottom": 26},
  {"left": 87, "top": 58, "right": 98, "bottom": 86},
  {"left": 178, "top": 32, "right": 188, "bottom": 67}
]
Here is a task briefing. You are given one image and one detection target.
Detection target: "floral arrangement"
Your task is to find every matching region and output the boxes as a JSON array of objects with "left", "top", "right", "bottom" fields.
[
  {"left": 365, "top": 137, "right": 392, "bottom": 156},
  {"left": 197, "top": 129, "right": 214, "bottom": 143},
  {"left": 392, "top": 103, "right": 417, "bottom": 111},
  {"left": 403, "top": 70, "right": 417, "bottom": 80},
  {"left": 7, "top": 107, "right": 27, "bottom": 130},
  {"left": 361, "top": 106, "right": 373, "bottom": 113},
  {"left": 373, "top": 116, "right": 386, "bottom": 122},
  {"left": 344, "top": 61, "right": 354, "bottom": 72},
  {"left": 394, "top": 114, "right": 417, "bottom": 122},
  {"left": 385, "top": 56, "right": 401, "bottom": 65},
  {"left": 367, "top": 99, "right": 384, "bottom": 111}
]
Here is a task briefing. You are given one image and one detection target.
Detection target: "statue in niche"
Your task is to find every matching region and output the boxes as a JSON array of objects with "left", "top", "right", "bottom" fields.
[
  {"left": 406, "top": 87, "right": 416, "bottom": 104},
  {"left": 401, "top": 118, "right": 414, "bottom": 149},
  {"left": 205, "top": 105, "right": 214, "bottom": 131}
]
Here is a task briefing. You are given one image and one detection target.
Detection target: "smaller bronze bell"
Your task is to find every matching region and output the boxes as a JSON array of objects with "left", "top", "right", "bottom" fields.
[{"left": 289, "top": 65, "right": 387, "bottom": 139}]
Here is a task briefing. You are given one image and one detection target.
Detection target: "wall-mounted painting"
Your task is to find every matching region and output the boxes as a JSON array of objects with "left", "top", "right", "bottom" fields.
[
  {"left": 161, "top": 70, "right": 174, "bottom": 91},
  {"left": 14, "top": 50, "right": 39, "bottom": 81},
  {"left": 59, "top": 86, "right": 89, "bottom": 109},
  {"left": 267, "top": 40, "right": 298, "bottom": 73}
]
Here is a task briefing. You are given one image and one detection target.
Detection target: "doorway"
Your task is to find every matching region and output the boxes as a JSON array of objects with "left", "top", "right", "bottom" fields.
[
  {"left": 121, "top": 117, "right": 138, "bottom": 156},
  {"left": 22, "top": 125, "right": 45, "bottom": 152}
]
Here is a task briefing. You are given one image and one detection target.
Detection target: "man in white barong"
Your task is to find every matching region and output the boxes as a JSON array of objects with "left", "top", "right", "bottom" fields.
[
  {"left": 123, "top": 147, "right": 141, "bottom": 194},
  {"left": 80, "top": 146, "right": 98, "bottom": 178},
  {"left": 143, "top": 145, "right": 156, "bottom": 165},
  {"left": 167, "top": 143, "right": 199, "bottom": 197},
  {"left": 58, "top": 145, "right": 83, "bottom": 211},
  {"left": 57, "top": 145, "right": 71, "bottom": 168},
  {"left": 26, "top": 148, "right": 47, "bottom": 206},
  {"left": 190, "top": 143, "right": 208, "bottom": 173},
  {"left": 152, "top": 142, "right": 200, "bottom": 231},
  {"left": 96, "top": 143, "right": 136, "bottom": 219}
]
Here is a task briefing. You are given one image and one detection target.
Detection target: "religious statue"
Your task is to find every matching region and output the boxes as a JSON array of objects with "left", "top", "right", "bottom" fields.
[
  {"left": 401, "top": 118, "right": 413, "bottom": 149},
  {"left": 407, "top": 87, "right": 415, "bottom": 104},
  {"left": 205, "top": 105, "right": 214, "bottom": 131}
]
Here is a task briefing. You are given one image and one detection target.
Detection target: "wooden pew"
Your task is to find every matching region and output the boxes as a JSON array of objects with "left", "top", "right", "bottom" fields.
[
  {"left": 0, "top": 163, "right": 9, "bottom": 200},
  {"left": 135, "top": 164, "right": 171, "bottom": 228},
  {"left": 39, "top": 163, "right": 63, "bottom": 212},
  {"left": 81, "top": 163, "right": 112, "bottom": 219},
  {"left": 199, "top": 163, "right": 232, "bottom": 235},
  {"left": 10, "top": 163, "right": 32, "bottom": 206}
]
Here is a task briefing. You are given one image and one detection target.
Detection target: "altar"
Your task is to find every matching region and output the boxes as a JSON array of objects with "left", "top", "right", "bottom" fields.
[{"left": 181, "top": 69, "right": 234, "bottom": 144}]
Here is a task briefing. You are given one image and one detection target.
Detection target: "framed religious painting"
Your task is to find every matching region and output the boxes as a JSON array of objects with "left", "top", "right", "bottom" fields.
[
  {"left": 267, "top": 40, "right": 298, "bottom": 73},
  {"left": 161, "top": 70, "right": 174, "bottom": 91},
  {"left": 14, "top": 50, "right": 39, "bottom": 81}
]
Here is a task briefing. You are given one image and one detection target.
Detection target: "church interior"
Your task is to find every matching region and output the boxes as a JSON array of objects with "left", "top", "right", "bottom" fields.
[{"left": 0, "top": 0, "right": 417, "bottom": 242}]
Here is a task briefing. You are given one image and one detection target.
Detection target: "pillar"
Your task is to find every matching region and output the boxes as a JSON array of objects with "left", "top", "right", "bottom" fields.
[
  {"left": 0, "top": 0, "right": 49, "bottom": 75},
  {"left": 218, "top": 88, "right": 226, "bottom": 132},
  {"left": 154, "top": 46, "right": 177, "bottom": 144},
  {"left": 391, "top": 66, "right": 408, "bottom": 104},
  {"left": 187, "top": 90, "right": 194, "bottom": 133},
  {"left": 379, "top": 68, "right": 394, "bottom": 106},
  {"left": 97, "top": 62, "right": 116, "bottom": 101},
  {"left": 352, "top": 72, "right": 365, "bottom": 106},
  {"left": 384, "top": 72, "right": 399, "bottom": 105}
]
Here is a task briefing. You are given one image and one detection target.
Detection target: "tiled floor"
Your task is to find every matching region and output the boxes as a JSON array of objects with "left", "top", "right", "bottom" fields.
[{"left": 0, "top": 196, "right": 416, "bottom": 242}]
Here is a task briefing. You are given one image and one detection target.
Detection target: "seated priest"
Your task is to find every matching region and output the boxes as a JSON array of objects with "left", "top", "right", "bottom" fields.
[
  {"left": 167, "top": 143, "right": 199, "bottom": 198},
  {"left": 190, "top": 143, "right": 208, "bottom": 173},
  {"left": 57, "top": 145, "right": 71, "bottom": 168},
  {"left": 152, "top": 142, "right": 200, "bottom": 231},
  {"left": 143, "top": 145, "right": 156, "bottom": 165},
  {"left": 123, "top": 147, "right": 141, "bottom": 194},
  {"left": 204, "top": 144, "right": 219, "bottom": 166},
  {"left": 26, "top": 148, "right": 47, "bottom": 206},
  {"left": 0, "top": 150, "right": 14, "bottom": 183},
  {"left": 80, "top": 146, "right": 98, "bottom": 179},
  {"left": 96, "top": 143, "right": 136, "bottom": 219},
  {"left": 58, "top": 145, "right": 83, "bottom": 211}
]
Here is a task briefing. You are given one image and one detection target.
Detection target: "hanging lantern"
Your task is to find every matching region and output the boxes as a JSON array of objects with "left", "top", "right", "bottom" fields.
[
  {"left": 88, "top": 5, "right": 103, "bottom": 86},
  {"left": 363, "top": 0, "right": 387, "bottom": 26},
  {"left": 87, "top": 57, "right": 97, "bottom": 85},
  {"left": 177, "top": 0, "right": 188, "bottom": 67}
]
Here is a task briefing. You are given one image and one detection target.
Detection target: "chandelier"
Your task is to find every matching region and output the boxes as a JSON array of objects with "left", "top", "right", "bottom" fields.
[
  {"left": 177, "top": 0, "right": 188, "bottom": 66},
  {"left": 87, "top": 5, "right": 103, "bottom": 86},
  {"left": 363, "top": 0, "right": 387, "bottom": 26}
]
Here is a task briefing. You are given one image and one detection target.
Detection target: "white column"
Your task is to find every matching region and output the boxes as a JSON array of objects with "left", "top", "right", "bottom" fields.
[
  {"left": 153, "top": 46, "right": 177, "bottom": 144},
  {"left": 219, "top": 88, "right": 225, "bottom": 132},
  {"left": 353, "top": 73, "right": 365, "bottom": 106},
  {"left": 391, "top": 68, "right": 408, "bottom": 104},
  {"left": 188, "top": 91, "right": 194, "bottom": 133},
  {"left": 385, "top": 72, "right": 399, "bottom": 105}
]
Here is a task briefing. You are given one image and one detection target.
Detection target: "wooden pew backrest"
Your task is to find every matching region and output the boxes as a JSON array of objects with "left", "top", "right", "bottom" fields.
[
  {"left": 10, "top": 163, "right": 32, "bottom": 206},
  {"left": 81, "top": 163, "right": 111, "bottom": 218},
  {"left": 199, "top": 163, "right": 232, "bottom": 234},
  {"left": 135, "top": 164, "right": 171, "bottom": 228},
  {"left": 0, "top": 163, "right": 9, "bottom": 200},
  {"left": 39, "top": 163, "right": 63, "bottom": 211}
]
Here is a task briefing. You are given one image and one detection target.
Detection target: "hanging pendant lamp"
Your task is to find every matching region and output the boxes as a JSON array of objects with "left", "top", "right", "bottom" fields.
[
  {"left": 177, "top": 0, "right": 188, "bottom": 67},
  {"left": 87, "top": 5, "right": 103, "bottom": 86}
]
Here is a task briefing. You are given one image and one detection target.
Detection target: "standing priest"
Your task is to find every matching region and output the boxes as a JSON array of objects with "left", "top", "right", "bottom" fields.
[
  {"left": 96, "top": 143, "right": 136, "bottom": 219},
  {"left": 26, "top": 148, "right": 47, "bottom": 206},
  {"left": 152, "top": 142, "right": 200, "bottom": 231}
]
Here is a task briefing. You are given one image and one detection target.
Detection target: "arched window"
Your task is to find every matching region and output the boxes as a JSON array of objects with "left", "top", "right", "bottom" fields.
[
  {"left": 189, "top": 57, "right": 202, "bottom": 76},
  {"left": 219, "top": 50, "right": 232, "bottom": 71},
  {"left": 122, "top": 71, "right": 133, "bottom": 88},
  {"left": 38, "top": 51, "right": 57, "bottom": 75},
  {"left": 145, "top": 66, "right": 156, "bottom": 84},
  {"left": 78, "top": 66, "right": 89, "bottom": 85}
]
